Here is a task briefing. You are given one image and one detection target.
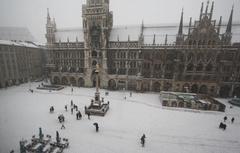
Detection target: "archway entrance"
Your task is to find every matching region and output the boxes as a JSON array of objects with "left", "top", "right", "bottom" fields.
[
  {"left": 182, "top": 83, "right": 190, "bottom": 92},
  {"left": 70, "top": 77, "right": 77, "bottom": 86},
  {"left": 191, "top": 84, "right": 199, "bottom": 93},
  {"left": 142, "top": 82, "right": 150, "bottom": 92},
  {"left": 62, "top": 77, "right": 68, "bottom": 85},
  {"left": 163, "top": 82, "right": 172, "bottom": 91},
  {"left": 78, "top": 78, "right": 85, "bottom": 87},
  {"left": 5, "top": 81, "right": 9, "bottom": 87},
  {"left": 53, "top": 76, "right": 61, "bottom": 84},
  {"left": 219, "top": 85, "right": 230, "bottom": 98},
  {"left": 233, "top": 86, "right": 240, "bottom": 98},
  {"left": 153, "top": 82, "right": 161, "bottom": 92},
  {"left": 108, "top": 79, "right": 116, "bottom": 90},
  {"left": 199, "top": 85, "right": 208, "bottom": 94}
]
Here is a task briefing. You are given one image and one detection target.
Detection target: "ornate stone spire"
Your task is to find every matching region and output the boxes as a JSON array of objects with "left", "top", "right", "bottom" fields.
[
  {"left": 153, "top": 34, "right": 156, "bottom": 45},
  {"left": 178, "top": 8, "right": 184, "bottom": 35},
  {"left": 199, "top": 2, "right": 204, "bottom": 20},
  {"left": 217, "top": 16, "right": 222, "bottom": 35},
  {"left": 47, "top": 8, "right": 51, "bottom": 24},
  {"left": 226, "top": 5, "right": 234, "bottom": 33},
  {"left": 210, "top": 1, "right": 214, "bottom": 20},
  {"left": 188, "top": 17, "right": 192, "bottom": 35}
]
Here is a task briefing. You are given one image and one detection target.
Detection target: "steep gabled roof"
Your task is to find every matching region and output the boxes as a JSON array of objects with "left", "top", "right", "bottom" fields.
[{"left": 0, "top": 27, "right": 35, "bottom": 42}]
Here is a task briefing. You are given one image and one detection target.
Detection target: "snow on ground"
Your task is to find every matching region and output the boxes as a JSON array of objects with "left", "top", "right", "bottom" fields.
[{"left": 0, "top": 83, "right": 240, "bottom": 153}]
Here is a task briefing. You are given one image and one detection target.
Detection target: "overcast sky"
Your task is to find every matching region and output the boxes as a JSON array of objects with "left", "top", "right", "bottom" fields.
[{"left": 0, "top": 0, "right": 239, "bottom": 43}]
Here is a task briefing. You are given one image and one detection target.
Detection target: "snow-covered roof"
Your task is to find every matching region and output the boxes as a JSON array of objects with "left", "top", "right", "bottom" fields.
[
  {"left": 53, "top": 23, "right": 240, "bottom": 44},
  {"left": 143, "top": 26, "right": 183, "bottom": 44},
  {"left": 0, "top": 40, "right": 39, "bottom": 48},
  {"left": 0, "top": 40, "right": 22, "bottom": 46},
  {"left": 110, "top": 25, "right": 141, "bottom": 41},
  {"left": 55, "top": 28, "right": 84, "bottom": 42},
  {"left": 0, "top": 27, "right": 35, "bottom": 42}
]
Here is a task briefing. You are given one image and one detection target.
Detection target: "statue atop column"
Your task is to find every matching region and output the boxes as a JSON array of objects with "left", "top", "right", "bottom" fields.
[{"left": 85, "top": 63, "right": 110, "bottom": 116}]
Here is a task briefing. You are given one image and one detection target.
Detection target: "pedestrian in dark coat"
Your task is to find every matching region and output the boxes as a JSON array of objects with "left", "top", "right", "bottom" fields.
[
  {"left": 140, "top": 134, "right": 146, "bottom": 147},
  {"left": 224, "top": 116, "right": 227, "bottom": 122},
  {"left": 87, "top": 112, "right": 90, "bottom": 120},
  {"left": 65, "top": 105, "right": 67, "bottom": 111},
  {"left": 71, "top": 100, "right": 73, "bottom": 106},
  {"left": 231, "top": 117, "right": 235, "bottom": 123},
  {"left": 71, "top": 108, "right": 73, "bottom": 114},
  {"left": 93, "top": 123, "right": 99, "bottom": 132},
  {"left": 61, "top": 124, "right": 65, "bottom": 129}
]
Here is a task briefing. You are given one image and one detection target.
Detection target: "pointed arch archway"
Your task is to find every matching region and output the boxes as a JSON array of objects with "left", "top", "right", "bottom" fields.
[
  {"left": 142, "top": 82, "right": 150, "bottom": 92},
  {"left": 199, "top": 85, "right": 208, "bottom": 94},
  {"left": 78, "top": 78, "right": 85, "bottom": 87},
  {"left": 233, "top": 86, "right": 240, "bottom": 98},
  {"left": 182, "top": 83, "right": 190, "bottom": 92},
  {"left": 70, "top": 77, "right": 77, "bottom": 86},
  {"left": 53, "top": 76, "right": 61, "bottom": 84},
  {"left": 163, "top": 82, "right": 172, "bottom": 91},
  {"left": 152, "top": 82, "right": 161, "bottom": 92},
  {"left": 108, "top": 79, "right": 116, "bottom": 90},
  {"left": 219, "top": 85, "right": 231, "bottom": 98},
  {"left": 191, "top": 84, "right": 199, "bottom": 93},
  {"left": 62, "top": 76, "right": 68, "bottom": 85}
]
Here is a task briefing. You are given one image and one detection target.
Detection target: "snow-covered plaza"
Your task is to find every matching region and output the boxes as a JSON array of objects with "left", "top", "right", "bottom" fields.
[{"left": 0, "top": 83, "right": 240, "bottom": 153}]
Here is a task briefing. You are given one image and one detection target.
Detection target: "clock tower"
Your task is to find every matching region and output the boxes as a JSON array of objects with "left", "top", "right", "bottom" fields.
[{"left": 82, "top": 0, "right": 113, "bottom": 87}]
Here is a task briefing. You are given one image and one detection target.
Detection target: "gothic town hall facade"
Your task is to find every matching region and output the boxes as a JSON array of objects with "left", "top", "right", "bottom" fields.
[{"left": 46, "top": 0, "right": 240, "bottom": 98}]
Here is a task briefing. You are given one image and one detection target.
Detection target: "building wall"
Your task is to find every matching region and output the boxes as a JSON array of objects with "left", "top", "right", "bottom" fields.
[
  {"left": 0, "top": 43, "right": 44, "bottom": 88},
  {"left": 46, "top": 0, "right": 240, "bottom": 97}
]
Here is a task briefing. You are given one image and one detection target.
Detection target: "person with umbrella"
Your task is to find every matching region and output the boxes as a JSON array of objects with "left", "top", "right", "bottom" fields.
[{"left": 93, "top": 123, "right": 99, "bottom": 132}]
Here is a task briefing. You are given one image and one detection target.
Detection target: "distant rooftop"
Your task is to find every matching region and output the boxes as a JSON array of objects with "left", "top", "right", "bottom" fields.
[{"left": 0, "top": 27, "right": 35, "bottom": 42}]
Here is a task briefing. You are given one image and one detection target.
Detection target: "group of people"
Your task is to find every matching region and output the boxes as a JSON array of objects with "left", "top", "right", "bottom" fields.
[{"left": 219, "top": 116, "right": 235, "bottom": 130}]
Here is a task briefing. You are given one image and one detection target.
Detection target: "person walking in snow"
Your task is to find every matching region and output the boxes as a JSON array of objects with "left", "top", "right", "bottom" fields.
[
  {"left": 224, "top": 116, "right": 227, "bottom": 122},
  {"left": 231, "top": 117, "right": 235, "bottom": 123},
  {"left": 71, "top": 108, "right": 73, "bottom": 114},
  {"left": 65, "top": 105, "right": 67, "bottom": 111},
  {"left": 93, "top": 123, "right": 99, "bottom": 132},
  {"left": 87, "top": 112, "right": 91, "bottom": 120},
  {"left": 140, "top": 134, "right": 146, "bottom": 147},
  {"left": 61, "top": 124, "right": 65, "bottom": 129},
  {"left": 71, "top": 100, "right": 73, "bottom": 106}
]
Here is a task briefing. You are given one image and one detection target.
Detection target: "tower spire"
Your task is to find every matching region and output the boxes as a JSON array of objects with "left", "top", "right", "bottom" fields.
[
  {"left": 178, "top": 8, "right": 184, "bottom": 35},
  {"left": 199, "top": 2, "right": 204, "bottom": 20},
  {"left": 210, "top": 1, "right": 214, "bottom": 20},
  {"left": 141, "top": 20, "right": 144, "bottom": 35},
  {"left": 153, "top": 34, "right": 156, "bottom": 45},
  {"left": 226, "top": 5, "right": 234, "bottom": 33},
  {"left": 205, "top": 0, "right": 210, "bottom": 15},
  {"left": 47, "top": 8, "right": 51, "bottom": 23},
  {"left": 188, "top": 17, "right": 192, "bottom": 35},
  {"left": 217, "top": 16, "right": 222, "bottom": 35},
  {"left": 165, "top": 34, "right": 168, "bottom": 45}
]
